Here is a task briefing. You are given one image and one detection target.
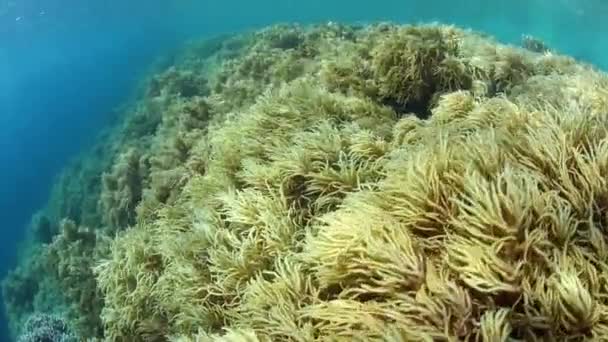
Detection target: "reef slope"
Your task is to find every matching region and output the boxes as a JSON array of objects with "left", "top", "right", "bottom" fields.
[{"left": 4, "top": 22, "right": 608, "bottom": 341}]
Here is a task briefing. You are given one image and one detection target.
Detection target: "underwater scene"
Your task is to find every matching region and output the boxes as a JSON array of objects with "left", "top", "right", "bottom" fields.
[{"left": 2, "top": 0, "right": 608, "bottom": 341}]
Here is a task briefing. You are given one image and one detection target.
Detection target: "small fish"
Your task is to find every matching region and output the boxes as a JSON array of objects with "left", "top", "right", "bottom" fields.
[{"left": 15, "top": 16, "right": 21, "bottom": 21}]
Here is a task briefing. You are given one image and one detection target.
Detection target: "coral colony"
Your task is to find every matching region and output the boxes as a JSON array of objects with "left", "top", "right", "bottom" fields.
[{"left": 4, "top": 22, "right": 608, "bottom": 341}]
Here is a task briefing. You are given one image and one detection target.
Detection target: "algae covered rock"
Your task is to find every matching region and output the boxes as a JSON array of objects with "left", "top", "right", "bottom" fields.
[{"left": 4, "top": 21, "right": 608, "bottom": 341}]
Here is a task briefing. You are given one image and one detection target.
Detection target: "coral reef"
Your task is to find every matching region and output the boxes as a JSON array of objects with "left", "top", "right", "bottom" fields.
[
  {"left": 42, "top": 219, "right": 109, "bottom": 338},
  {"left": 4, "top": 21, "right": 608, "bottom": 341}
]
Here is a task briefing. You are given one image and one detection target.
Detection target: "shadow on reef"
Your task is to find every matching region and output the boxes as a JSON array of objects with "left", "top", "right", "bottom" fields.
[{"left": 4, "top": 21, "right": 608, "bottom": 341}]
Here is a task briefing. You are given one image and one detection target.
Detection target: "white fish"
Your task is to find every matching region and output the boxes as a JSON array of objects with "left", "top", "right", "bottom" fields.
[{"left": 15, "top": 16, "right": 21, "bottom": 21}]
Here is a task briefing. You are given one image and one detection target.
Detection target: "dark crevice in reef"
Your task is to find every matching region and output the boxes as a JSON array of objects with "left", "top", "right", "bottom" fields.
[{"left": 385, "top": 89, "right": 437, "bottom": 120}]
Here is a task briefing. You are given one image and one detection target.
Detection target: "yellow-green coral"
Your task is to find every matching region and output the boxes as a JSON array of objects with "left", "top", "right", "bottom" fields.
[
  {"left": 371, "top": 24, "right": 465, "bottom": 109},
  {"left": 6, "top": 21, "right": 608, "bottom": 341},
  {"left": 95, "top": 22, "right": 608, "bottom": 340},
  {"left": 94, "top": 78, "right": 397, "bottom": 340}
]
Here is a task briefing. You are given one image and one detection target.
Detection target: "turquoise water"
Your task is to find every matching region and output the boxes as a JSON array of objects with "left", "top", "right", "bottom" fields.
[{"left": 1, "top": 0, "right": 607, "bottom": 340}]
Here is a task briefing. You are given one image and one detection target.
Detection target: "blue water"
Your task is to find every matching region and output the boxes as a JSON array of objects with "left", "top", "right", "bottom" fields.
[{"left": 1, "top": 0, "right": 607, "bottom": 340}]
